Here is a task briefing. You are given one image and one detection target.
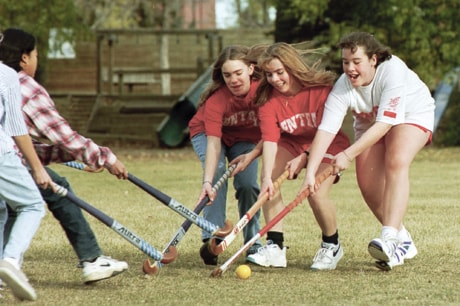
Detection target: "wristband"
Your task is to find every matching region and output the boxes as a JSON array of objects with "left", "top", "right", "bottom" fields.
[{"left": 203, "top": 180, "right": 212, "bottom": 186}]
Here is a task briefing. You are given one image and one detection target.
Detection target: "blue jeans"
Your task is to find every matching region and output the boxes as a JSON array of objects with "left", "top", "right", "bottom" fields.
[
  {"left": 191, "top": 133, "right": 262, "bottom": 249},
  {"left": 0, "top": 151, "right": 45, "bottom": 267},
  {"left": 6, "top": 166, "right": 103, "bottom": 263}
]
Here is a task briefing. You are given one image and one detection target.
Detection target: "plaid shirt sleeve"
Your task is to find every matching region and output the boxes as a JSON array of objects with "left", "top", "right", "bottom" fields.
[{"left": 20, "top": 73, "right": 116, "bottom": 168}]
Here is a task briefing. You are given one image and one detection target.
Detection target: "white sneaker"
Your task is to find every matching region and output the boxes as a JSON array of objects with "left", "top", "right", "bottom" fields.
[
  {"left": 246, "top": 240, "right": 287, "bottom": 268},
  {"left": 368, "top": 238, "right": 397, "bottom": 262},
  {"left": 310, "top": 242, "right": 343, "bottom": 270},
  {"left": 82, "top": 256, "right": 128, "bottom": 284},
  {"left": 0, "top": 259, "right": 36, "bottom": 301},
  {"left": 399, "top": 232, "right": 418, "bottom": 260},
  {"left": 369, "top": 237, "right": 407, "bottom": 271},
  {"left": 375, "top": 247, "right": 405, "bottom": 271}
]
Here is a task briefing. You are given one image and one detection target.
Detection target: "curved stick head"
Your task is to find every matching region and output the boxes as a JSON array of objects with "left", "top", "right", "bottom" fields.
[
  {"left": 210, "top": 268, "right": 223, "bottom": 278},
  {"left": 142, "top": 259, "right": 160, "bottom": 275},
  {"left": 208, "top": 237, "right": 223, "bottom": 255},
  {"left": 85, "top": 166, "right": 104, "bottom": 173},
  {"left": 212, "top": 220, "right": 233, "bottom": 238},
  {"left": 159, "top": 245, "right": 178, "bottom": 264}
]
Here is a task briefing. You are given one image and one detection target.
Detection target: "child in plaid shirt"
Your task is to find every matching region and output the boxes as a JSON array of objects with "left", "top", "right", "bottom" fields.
[{"left": 0, "top": 28, "right": 128, "bottom": 284}]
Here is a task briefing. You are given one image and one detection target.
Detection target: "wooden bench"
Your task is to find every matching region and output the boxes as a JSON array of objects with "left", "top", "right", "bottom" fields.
[
  {"left": 114, "top": 67, "right": 159, "bottom": 94},
  {"left": 101, "top": 67, "right": 160, "bottom": 94},
  {"left": 102, "top": 67, "right": 200, "bottom": 94}
]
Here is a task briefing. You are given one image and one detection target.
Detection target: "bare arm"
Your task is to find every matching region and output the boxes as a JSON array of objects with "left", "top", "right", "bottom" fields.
[
  {"left": 13, "top": 134, "right": 54, "bottom": 190},
  {"left": 303, "top": 130, "right": 336, "bottom": 192},
  {"left": 196, "top": 136, "right": 222, "bottom": 204},
  {"left": 336, "top": 121, "right": 392, "bottom": 168},
  {"left": 260, "top": 141, "right": 278, "bottom": 199},
  {"left": 303, "top": 122, "right": 392, "bottom": 193}
]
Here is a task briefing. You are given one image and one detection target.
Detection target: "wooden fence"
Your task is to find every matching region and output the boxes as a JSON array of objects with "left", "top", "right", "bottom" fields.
[{"left": 46, "top": 29, "right": 275, "bottom": 146}]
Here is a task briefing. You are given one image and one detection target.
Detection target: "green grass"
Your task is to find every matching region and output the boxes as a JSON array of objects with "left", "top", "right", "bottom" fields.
[{"left": 3, "top": 147, "right": 459, "bottom": 305}]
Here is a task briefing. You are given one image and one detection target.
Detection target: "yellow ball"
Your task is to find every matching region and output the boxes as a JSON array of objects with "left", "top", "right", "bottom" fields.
[{"left": 235, "top": 264, "right": 251, "bottom": 280}]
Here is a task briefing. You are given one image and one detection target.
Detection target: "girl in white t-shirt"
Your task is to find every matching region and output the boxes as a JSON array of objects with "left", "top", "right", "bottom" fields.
[{"left": 302, "top": 32, "right": 434, "bottom": 271}]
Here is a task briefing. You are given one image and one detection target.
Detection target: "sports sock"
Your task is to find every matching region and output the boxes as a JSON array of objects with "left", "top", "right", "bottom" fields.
[
  {"left": 267, "top": 231, "right": 283, "bottom": 249},
  {"left": 381, "top": 226, "right": 398, "bottom": 241},
  {"left": 322, "top": 230, "right": 339, "bottom": 245},
  {"left": 397, "top": 225, "right": 410, "bottom": 241}
]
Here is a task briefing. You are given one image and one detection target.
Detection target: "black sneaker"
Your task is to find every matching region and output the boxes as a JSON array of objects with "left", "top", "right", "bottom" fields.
[{"left": 199, "top": 241, "right": 218, "bottom": 266}]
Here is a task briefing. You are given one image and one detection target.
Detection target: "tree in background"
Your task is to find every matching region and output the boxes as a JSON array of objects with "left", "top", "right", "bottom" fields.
[
  {"left": 234, "top": 0, "right": 275, "bottom": 29},
  {"left": 2, "top": 0, "right": 458, "bottom": 145},
  {"left": 0, "top": 0, "right": 185, "bottom": 94},
  {"left": 273, "top": 0, "right": 459, "bottom": 90},
  {"left": 0, "top": 0, "right": 83, "bottom": 83},
  {"left": 272, "top": 0, "right": 460, "bottom": 146}
]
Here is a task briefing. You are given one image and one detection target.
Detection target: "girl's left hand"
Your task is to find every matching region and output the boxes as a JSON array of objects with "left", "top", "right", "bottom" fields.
[{"left": 285, "top": 153, "right": 307, "bottom": 179}]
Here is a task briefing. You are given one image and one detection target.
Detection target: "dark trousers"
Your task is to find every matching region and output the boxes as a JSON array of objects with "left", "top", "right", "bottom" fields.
[{"left": 38, "top": 167, "right": 102, "bottom": 262}]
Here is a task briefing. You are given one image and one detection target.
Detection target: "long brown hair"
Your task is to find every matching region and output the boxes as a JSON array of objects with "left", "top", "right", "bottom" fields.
[
  {"left": 198, "top": 43, "right": 268, "bottom": 106},
  {"left": 255, "top": 42, "right": 336, "bottom": 106}
]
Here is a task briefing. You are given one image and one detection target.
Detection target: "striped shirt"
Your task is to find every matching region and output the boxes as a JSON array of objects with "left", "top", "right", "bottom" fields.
[
  {"left": 18, "top": 71, "right": 117, "bottom": 168},
  {"left": 0, "top": 63, "right": 28, "bottom": 157}
]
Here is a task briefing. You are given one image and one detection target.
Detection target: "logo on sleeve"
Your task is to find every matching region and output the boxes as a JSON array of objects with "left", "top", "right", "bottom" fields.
[{"left": 383, "top": 97, "right": 400, "bottom": 119}]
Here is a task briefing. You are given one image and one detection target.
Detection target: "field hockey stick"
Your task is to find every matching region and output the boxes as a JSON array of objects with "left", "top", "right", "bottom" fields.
[
  {"left": 128, "top": 173, "right": 233, "bottom": 238},
  {"left": 62, "top": 161, "right": 104, "bottom": 173},
  {"left": 209, "top": 170, "right": 290, "bottom": 256},
  {"left": 143, "top": 164, "right": 236, "bottom": 274},
  {"left": 53, "top": 183, "right": 177, "bottom": 264},
  {"left": 210, "top": 165, "right": 334, "bottom": 277}
]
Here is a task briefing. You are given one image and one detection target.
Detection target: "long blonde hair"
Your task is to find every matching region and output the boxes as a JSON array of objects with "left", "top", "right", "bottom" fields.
[
  {"left": 198, "top": 43, "right": 268, "bottom": 106},
  {"left": 255, "top": 42, "right": 336, "bottom": 106}
]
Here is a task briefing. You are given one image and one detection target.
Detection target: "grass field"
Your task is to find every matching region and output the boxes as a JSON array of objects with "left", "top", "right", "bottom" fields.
[{"left": 2, "top": 146, "right": 459, "bottom": 305}]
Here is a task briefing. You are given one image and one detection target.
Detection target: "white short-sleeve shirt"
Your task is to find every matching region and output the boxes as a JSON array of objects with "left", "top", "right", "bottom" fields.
[
  {"left": 0, "top": 63, "right": 29, "bottom": 157},
  {"left": 319, "top": 55, "right": 435, "bottom": 140}
]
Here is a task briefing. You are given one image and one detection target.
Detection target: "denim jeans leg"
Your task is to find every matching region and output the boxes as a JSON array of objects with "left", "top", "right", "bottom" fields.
[
  {"left": 0, "top": 152, "right": 45, "bottom": 266},
  {"left": 191, "top": 133, "right": 228, "bottom": 241},
  {"left": 40, "top": 167, "right": 102, "bottom": 262},
  {"left": 227, "top": 142, "right": 262, "bottom": 249},
  {"left": 0, "top": 202, "right": 7, "bottom": 258}
]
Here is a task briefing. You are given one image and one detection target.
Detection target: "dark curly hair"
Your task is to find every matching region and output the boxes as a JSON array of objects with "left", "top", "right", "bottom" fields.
[{"left": 338, "top": 32, "right": 392, "bottom": 67}]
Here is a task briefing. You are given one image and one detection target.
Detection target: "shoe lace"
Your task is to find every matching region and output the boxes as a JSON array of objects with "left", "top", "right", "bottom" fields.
[
  {"left": 393, "top": 247, "right": 405, "bottom": 262},
  {"left": 313, "top": 247, "right": 333, "bottom": 263},
  {"left": 400, "top": 240, "right": 412, "bottom": 251},
  {"left": 256, "top": 240, "right": 276, "bottom": 255}
]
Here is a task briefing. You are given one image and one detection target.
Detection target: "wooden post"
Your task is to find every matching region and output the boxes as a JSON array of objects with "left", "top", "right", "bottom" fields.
[
  {"left": 107, "top": 34, "right": 117, "bottom": 95},
  {"left": 96, "top": 34, "right": 103, "bottom": 94}
]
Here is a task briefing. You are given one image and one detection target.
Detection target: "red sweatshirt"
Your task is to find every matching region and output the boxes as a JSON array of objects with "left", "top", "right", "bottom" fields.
[
  {"left": 259, "top": 85, "right": 349, "bottom": 156},
  {"left": 204, "top": 81, "right": 261, "bottom": 147}
]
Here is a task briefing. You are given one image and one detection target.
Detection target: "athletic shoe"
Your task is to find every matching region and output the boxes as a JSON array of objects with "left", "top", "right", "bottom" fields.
[
  {"left": 246, "top": 240, "right": 287, "bottom": 268},
  {"left": 310, "top": 242, "right": 343, "bottom": 270},
  {"left": 199, "top": 241, "right": 218, "bottom": 266},
  {"left": 399, "top": 234, "right": 418, "bottom": 260},
  {"left": 245, "top": 243, "right": 263, "bottom": 261},
  {"left": 0, "top": 259, "right": 36, "bottom": 301},
  {"left": 374, "top": 247, "right": 405, "bottom": 271},
  {"left": 368, "top": 238, "right": 397, "bottom": 262},
  {"left": 246, "top": 244, "right": 262, "bottom": 255},
  {"left": 82, "top": 256, "right": 128, "bottom": 284}
]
